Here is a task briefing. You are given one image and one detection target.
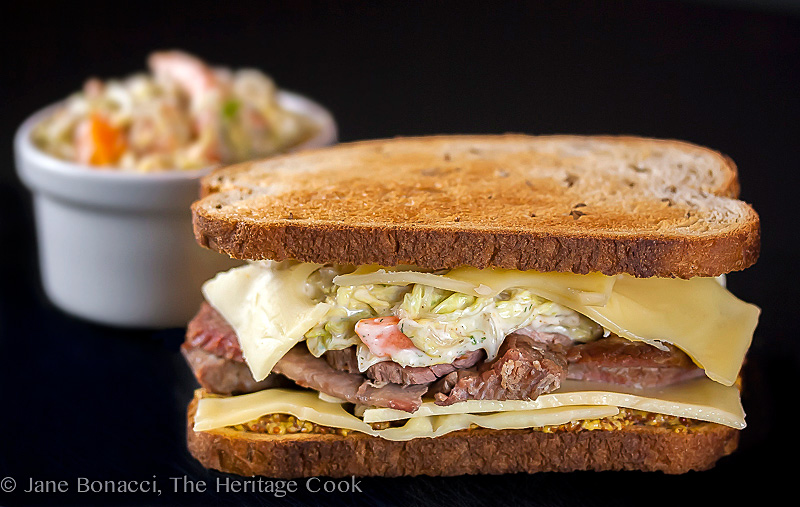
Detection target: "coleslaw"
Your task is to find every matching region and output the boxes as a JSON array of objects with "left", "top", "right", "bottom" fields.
[
  {"left": 31, "top": 51, "right": 319, "bottom": 172},
  {"left": 303, "top": 265, "right": 602, "bottom": 372}
]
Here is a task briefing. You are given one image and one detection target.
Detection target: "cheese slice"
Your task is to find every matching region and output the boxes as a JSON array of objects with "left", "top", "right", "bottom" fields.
[
  {"left": 202, "top": 262, "right": 758, "bottom": 387},
  {"left": 202, "top": 262, "right": 331, "bottom": 381},
  {"left": 375, "top": 405, "right": 621, "bottom": 441},
  {"left": 362, "top": 376, "right": 745, "bottom": 429},
  {"left": 334, "top": 267, "right": 760, "bottom": 386},
  {"left": 194, "top": 374, "right": 745, "bottom": 444},
  {"left": 334, "top": 266, "right": 616, "bottom": 306},
  {"left": 194, "top": 388, "right": 374, "bottom": 434},
  {"left": 318, "top": 392, "right": 348, "bottom": 404},
  {"left": 577, "top": 276, "right": 759, "bottom": 386},
  {"left": 194, "top": 388, "right": 619, "bottom": 441}
]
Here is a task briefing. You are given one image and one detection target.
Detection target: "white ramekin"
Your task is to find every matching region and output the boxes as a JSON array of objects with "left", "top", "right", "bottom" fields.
[{"left": 15, "top": 91, "right": 337, "bottom": 328}]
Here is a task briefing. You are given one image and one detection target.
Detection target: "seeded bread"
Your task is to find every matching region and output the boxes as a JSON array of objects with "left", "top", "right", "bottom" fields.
[
  {"left": 191, "top": 135, "right": 760, "bottom": 278},
  {"left": 185, "top": 390, "right": 739, "bottom": 476}
]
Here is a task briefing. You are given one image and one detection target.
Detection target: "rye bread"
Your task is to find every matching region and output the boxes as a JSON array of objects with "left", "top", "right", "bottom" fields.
[
  {"left": 186, "top": 390, "right": 739, "bottom": 476},
  {"left": 192, "top": 135, "right": 760, "bottom": 278}
]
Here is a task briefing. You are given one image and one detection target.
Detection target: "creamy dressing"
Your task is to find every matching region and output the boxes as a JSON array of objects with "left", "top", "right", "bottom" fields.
[{"left": 303, "top": 266, "right": 601, "bottom": 370}]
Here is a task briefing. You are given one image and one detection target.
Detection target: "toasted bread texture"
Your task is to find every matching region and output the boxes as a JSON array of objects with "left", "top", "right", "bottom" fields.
[
  {"left": 192, "top": 135, "right": 760, "bottom": 278},
  {"left": 186, "top": 390, "right": 739, "bottom": 476}
]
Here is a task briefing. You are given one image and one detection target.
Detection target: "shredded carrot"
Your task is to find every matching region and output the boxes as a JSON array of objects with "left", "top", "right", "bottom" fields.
[{"left": 83, "top": 113, "right": 126, "bottom": 165}]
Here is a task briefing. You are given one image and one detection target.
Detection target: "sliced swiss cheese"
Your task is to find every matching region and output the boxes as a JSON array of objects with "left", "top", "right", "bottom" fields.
[
  {"left": 362, "top": 376, "right": 745, "bottom": 429},
  {"left": 202, "top": 262, "right": 331, "bottom": 381},
  {"left": 375, "top": 405, "right": 621, "bottom": 441},
  {"left": 202, "top": 262, "right": 759, "bottom": 387},
  {"left": 194, "top": 388, "right": 374, "bottom": 434},
  {"left": 578, "top": 275, "right": 759, "bottom": 386},
  {"left": 334, "top": 267, "right": 760, "bottom": 386},
  {"left": 334, "top": 266, "right": 616, "bottom": 306},
  {"left": 193, "top": 375, "right": 745, "bottom": 444},
  {"left": 194, "top": 388, "right": 619, "bottom": 441}
]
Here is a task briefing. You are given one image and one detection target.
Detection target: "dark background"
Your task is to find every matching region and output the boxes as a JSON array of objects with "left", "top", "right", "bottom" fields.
[{"left": 1, "top": 1, "right": 799, "bottom": 505}]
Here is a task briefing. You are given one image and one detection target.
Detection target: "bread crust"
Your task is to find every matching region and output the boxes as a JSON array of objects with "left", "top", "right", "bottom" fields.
[
  {"left": 193, "top": 215, "right": 760, "bottom": 278},
  {"left": 186, "top": 391, "right": 739, "bottom": 476},
  {"left": 191, "top": 135, "right": 760, "bottom": 278}
]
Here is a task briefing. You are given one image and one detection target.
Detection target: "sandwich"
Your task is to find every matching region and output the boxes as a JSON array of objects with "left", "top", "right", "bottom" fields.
[{"left": 181, "top": 135, "right": 760, "bottom": 476}]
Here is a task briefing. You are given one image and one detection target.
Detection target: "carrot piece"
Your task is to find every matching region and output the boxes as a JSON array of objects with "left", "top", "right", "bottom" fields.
[{"left": 77, "top": 113, "right": 126, "bottom": 166}]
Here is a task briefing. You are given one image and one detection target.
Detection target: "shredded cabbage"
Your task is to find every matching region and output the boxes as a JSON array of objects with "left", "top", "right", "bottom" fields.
[{"left": 303, "top": 266, "right": 602, "bottom": 370}]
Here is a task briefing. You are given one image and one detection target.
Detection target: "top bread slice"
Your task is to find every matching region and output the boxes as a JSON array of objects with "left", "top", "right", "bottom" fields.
[{"left": 192, "top": 135, "right": 760, "bottom": 278}]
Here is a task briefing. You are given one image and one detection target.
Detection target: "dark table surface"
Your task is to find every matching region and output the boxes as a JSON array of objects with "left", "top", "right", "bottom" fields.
[{"left": 1, "top": 1, "right": 799, "bottom": 505}]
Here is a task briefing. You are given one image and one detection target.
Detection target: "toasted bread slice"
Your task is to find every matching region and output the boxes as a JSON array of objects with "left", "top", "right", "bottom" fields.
[
  {"left": 192, "top": 135, "right": 759, "bottom": 278},
  {"left": 186, "top": 390, "right": 739, "bottom": 476}
]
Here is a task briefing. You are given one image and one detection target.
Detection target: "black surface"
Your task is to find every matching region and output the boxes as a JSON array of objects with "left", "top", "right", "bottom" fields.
[{"left": 1, "top": 1, "right": 799, "bottom": 505}]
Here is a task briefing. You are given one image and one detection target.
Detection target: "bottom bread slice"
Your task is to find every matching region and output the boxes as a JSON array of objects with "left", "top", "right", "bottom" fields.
[{"left": 186, "top": 391, "right": 739, "bottom": 477}]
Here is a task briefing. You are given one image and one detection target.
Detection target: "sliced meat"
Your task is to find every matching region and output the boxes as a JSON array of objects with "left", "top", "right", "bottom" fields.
[
  {"left": 180, "top": 344, "right": 284, "bottom": 395},
  {"left": 565, "top": 335, "right": 704, "bottom": 388},
  {"left": 325, "top": 347, "right": 485, "bottom": 385},
  {"left": 368, "top": 361, "right": 458, "bottom": 385},
  {"left": 452, "top": 350, "right": 487, "bottom": 368},
  {"left": 186, "top": 302, "right": 243, "bottom": 361},
  {"left": 183, "top": 304, "right": 281, "bottom": 394},
  {"left": 185, "top": 305, "right": 427, "bottom": 411},
  {"left": 433, "top": 333, "right": 568, "bottom": 406},
  {"left": 274, "top": 345, "right": 428, "bottom": 413},
  {"left": 356, "top": 382, "right": 429, "bottom": 413},
  {"left": 513, "top": 327, "right": 576, "bottom": 348},
  {"left": 367, "top": 349, "right": 486, "bottom": 385},
  {"left": 324, "top": 348, "right": 361, "bottom": 373},
  {"left": 184, "top": 303, "right": 701, "bottom": 411},
  {"left": 274, "top": 346, "right": 363, "bottom": 402}
]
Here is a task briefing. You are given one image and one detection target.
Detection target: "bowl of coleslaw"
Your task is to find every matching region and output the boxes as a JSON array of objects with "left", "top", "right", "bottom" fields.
[{"left": 15, "top": 51, "right": 337, "bottom": 328}]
